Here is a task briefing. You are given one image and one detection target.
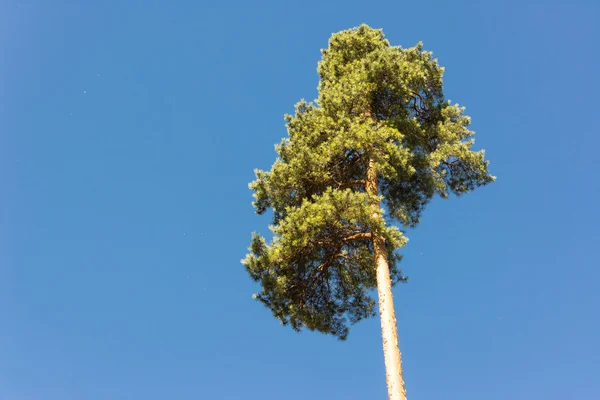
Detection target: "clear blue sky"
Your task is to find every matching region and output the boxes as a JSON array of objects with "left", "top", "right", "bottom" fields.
[{"left": 2, "top": 1, "right": 599, "bottom": 399}]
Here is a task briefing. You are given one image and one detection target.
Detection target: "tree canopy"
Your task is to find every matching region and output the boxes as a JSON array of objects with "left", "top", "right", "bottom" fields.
[{"left": 243, "top": 25, "right": 494, "bottom": 340}]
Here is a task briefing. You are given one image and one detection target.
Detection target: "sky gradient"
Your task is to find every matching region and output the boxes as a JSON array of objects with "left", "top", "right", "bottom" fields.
[{"left": 2, "top": 1, "right": 599, "bottom": 399}]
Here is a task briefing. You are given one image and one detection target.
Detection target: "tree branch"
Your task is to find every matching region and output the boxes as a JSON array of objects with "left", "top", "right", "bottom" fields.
[
  {"left": 314, "top": 232, "right": 371, "bottom": 247},
  {"left": 337, "top": 179, "right": 367, "bottom": 189},
  {"left": 342, "top": 232, "right": 372, "bottom": 241}
]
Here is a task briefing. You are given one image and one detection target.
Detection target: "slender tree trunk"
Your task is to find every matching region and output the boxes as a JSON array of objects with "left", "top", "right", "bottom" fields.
[{"left": 367, "top": 158, "right": 407, "bottom": 400}]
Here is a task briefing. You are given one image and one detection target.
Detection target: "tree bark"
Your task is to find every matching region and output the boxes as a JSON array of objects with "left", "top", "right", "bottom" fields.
[{"left": 366, "top": 158, "right": 407, "bottom": 400}]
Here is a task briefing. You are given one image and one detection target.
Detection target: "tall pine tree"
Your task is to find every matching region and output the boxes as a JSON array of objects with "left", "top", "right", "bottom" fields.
[{"left": 243, "top": 25, "right": 494, "bottom": 400}]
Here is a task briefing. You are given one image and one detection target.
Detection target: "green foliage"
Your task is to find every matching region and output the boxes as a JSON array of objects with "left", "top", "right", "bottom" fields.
[{"left": 243, "top": 24, "right": 494, "bottom": 340}]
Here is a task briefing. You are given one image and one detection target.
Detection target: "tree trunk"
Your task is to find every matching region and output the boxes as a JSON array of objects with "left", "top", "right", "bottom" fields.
[{"left": 366, "top": 158, "right": 407, "bottom": 400}]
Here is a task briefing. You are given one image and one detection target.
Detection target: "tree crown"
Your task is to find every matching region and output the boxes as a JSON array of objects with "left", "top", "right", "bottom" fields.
[{"left": 243, "top": 24, "right": 494, "bottom": 340}]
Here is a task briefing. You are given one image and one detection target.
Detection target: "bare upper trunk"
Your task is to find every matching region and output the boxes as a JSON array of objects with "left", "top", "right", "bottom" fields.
[{"left": 367, "top": 157, "right": 407, "bottom": 400}]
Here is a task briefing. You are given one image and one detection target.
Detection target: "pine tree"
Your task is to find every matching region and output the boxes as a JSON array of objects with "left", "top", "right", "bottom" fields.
[{"left": 243, "top": 25, "right": 494, "bottom": 400}]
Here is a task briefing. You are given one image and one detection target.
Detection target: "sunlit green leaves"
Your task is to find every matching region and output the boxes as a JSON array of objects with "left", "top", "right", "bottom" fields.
[
  {"left": 243, "top": 24, "right": 494, "bottom": 340},
  {"left": 243, "top": 189, "right": 406, "bottom": 339}
]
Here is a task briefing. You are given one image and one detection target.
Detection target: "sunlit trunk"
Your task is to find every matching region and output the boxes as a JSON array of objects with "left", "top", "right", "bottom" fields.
[{"left": 367, "top": 158, "right": 407, "bottom": 400}]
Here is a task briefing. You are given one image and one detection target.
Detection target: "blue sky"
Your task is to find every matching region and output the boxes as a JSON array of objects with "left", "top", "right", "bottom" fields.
[{"left": 1, "top": 1, "right": 599, "bottom": 399}]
